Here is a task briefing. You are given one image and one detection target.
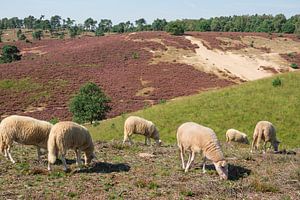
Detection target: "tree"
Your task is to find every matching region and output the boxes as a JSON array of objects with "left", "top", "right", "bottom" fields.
[
  {"left": 0, "top": 30, "right": 2, "bottom": 42},
  {"left": 50, "top": 15, "right": 62, "bottom": 30},
  {"left": 152, "top": 18, "right": 167, "bottom": 31},
  {"left": 32, "top": 30, "right": 43, "bottom": 40},
  {"left": 69, "top": 82, "right": 111, "bottom": 124},
  {"left": 95, "top": 28, "right": 104, "bottom": 36},
  {"left": 84, "top": 18, "right": 97, "bottom": 31},
  {"left": 98, "top": 19, "right": 112, "bottom": 32},
  {"left": 135, "top": 18, "right": 146, "bottom": 31},
  {"left": 166, "top": 21, "right": 185, "bottom": 35},
  {"left": 0, "top": 45, "right": 22, "bottom": 63},
  {"left": 24, "top": 15, "right": 36, "bottom": 29},
  {"left": 69, "top": 26, "right": 80, "bottom": 38}
]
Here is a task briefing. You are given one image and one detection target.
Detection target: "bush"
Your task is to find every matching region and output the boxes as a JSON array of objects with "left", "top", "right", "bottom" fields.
[
  {"left": 95, "top": 28, "right": 104, "bottom": 37},
  {"left": 49, "top": 117, "right": 59, "bottom": 125},
  {"left": 18, "top": 34, "right": 26, "bottom": 41},
  {"left": 69, "top": 26, "right": 80, "bottom": 38},
  {"left": 0, "top": 45, "right": 22, "bottom": 63},
  {"left": 290, "top": 63, "right": 298, "bottom": 69},
  {"left": 272, "top": 77, "right": 282, "bottom": 87},
  {"left": 69, "top": 82, "right": 111, "bottom": 124},
  {"left": 166, "top": 21, "right": 185, "bottom": 36},
  {"left": 32, "top": 30, "right": 43, "bottom": 40}
]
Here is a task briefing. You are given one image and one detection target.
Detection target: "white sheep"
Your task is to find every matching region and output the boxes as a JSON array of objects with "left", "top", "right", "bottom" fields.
[
  {"left": 251, "top": 121, "right": 280, "bottom": 153},
  {"left": 226, "top": 129, "right": 249, "bottom": 144},
  {"left": 123, "top": 116, "right": 162, "bottom": 146},
  {"left": 0, "top": 115, "right": 53, "bottom": 163},
  {"left": 47, "top": 121, "right": 95, "bottom": 171},
  {"left": 177, "top": 122, "right": 228, "bottom": 180}
]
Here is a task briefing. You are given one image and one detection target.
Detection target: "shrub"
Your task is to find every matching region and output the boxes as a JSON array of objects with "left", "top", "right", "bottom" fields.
[
  {"left": 272, "top": 77, "right": 282, "bottom": 87},
  {"left": 287, "top": 52, "right": 295, "bottom": 58},
  {"left": 95, "top": 28, "right": 104, "bottom": 37},
  {"left": 49, "top": 117, "right": 59, "bottom": 125},
  {"left": 69, "top": 82, "right": 111, "bottom": 124},
  {"left": 166, "top": 21, "right": 185, "bottom": 36},
  {"left": 290, "top": 63, "right": 298, "bottom": 69},
  {"left": 132, "top": 52, "right": 139, "bottom": 59},
  {"left": 32, "top": 30, "right": 43, "bottom": 40},
  {"left": 69, "top": 26, "right": 79, "bottom": 38},
  {"left": 19, "top": 34, "right": 27, "bottom": 41},
  {"left": 0, "top": 45, "right": 22, "bottom": 63}
]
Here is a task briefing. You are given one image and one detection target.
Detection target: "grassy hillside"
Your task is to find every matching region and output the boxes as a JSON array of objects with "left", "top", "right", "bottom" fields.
[{"left": 89, "top": 72, "right": 300, "bottom": 148}]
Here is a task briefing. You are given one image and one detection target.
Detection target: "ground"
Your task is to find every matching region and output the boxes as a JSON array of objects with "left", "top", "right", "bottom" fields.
[{"left": 0, "top": 141, "right": 299, "bottom": 199}]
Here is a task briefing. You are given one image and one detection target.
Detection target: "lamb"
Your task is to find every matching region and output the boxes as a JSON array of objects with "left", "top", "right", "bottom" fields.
[
  {"left": 123, "top": 116, "right": 162, "bottom": 146},
  {"left": 251, "top": 121, "right": 280, "bottom": 153},
  {"left": 0, "top": 115, "right": 53, "bottom": 163},
  {"left": 47, "top": 121, "right": 95, "bottom": 171},
  {"left": 226, "top": 129, "right": 249, "bottom": 144},
  {"left": 177, "top": 122, "right": 228, "bottom": 180}
]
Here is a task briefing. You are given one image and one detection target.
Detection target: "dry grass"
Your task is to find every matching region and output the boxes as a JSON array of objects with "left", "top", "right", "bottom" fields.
[{"left": 0, "top": 141, "right": 299, "bottom": 199}]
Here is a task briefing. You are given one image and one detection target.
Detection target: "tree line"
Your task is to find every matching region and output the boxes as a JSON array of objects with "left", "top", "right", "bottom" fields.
[{"left": 0, "top": 14, "right": 299, "bottom": 37}]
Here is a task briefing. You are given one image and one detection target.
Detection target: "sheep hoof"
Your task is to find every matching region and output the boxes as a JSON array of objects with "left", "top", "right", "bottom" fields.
[{"left": 202, "top": 170, "right": 207, "bottom": 174}]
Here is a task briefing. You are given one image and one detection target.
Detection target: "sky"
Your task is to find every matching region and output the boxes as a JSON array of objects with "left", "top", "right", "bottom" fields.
[{"left": 1, "top": 0, "right": 299, "bottom": 24}]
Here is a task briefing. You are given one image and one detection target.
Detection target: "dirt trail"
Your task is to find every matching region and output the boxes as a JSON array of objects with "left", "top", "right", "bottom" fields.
[{"left": 184, "top": 36, "right": 290, "bottom": 81}]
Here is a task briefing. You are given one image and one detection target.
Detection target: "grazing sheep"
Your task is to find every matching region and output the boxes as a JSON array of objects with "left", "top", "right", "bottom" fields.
[
  {"left": 123, "top": 116, "right": 162, "bottom": 146},
  {"left": 47, "top": 121, "right": 95, "bottom": 171},
  {"left": 226, "top": 129, "right": 249, "bottom": 144},
  {"left": 177, "top": 122, "right": 228, "bottom": 180},
  {"left": 0, "top": 115, "right": 53, "bottom": 163},
  {"left": 251, "top": 121, "right": 280, "bottom": 153}
]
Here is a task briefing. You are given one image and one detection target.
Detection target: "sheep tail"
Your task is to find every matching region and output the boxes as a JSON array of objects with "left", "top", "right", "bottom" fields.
[{"left": 47, "top": 137, "right": 58, "bottom": 164}]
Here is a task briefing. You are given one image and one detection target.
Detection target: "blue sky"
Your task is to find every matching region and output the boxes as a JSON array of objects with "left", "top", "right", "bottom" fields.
[{"left": 1, "top": 0, "right": 299, "bottom": 24}]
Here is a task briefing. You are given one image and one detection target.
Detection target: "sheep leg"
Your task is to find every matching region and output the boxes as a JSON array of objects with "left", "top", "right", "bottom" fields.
[
  {"left": 4, "top": 149, "right": 8, "bottom": 158},
  {"left": 144, "top": 136, "right": 148, "bottom": 145},
  {"left": 180, "top": 148, "right": 185, "bottom": 170},
  {"left": 202, "top": 157, "right": 207, "bottom": 173},
  {"left": 75, "top": 149, "right": 82, "bottom": 166},
  {"left": 251, "top": 136, "right": 258, "bottom": 153},
  {"left": 47, "top": 162, "right": 52, "bottom": 171},
  {"left": 185, "top": 151, "right": 195, "bottom": 173},
  {"left": 61, "top": 154, "right": 68, "bottom": 171},
  {"left": 148, "top": 137, "right": 151, "bottom": 146},
  {"left": 36, "top": 147, "right": 42, "bottom": 161},
  {"left": 263, "top": 142, "right": 267, "bottom": 154},
  {"left": 7, "top": 147, "right": 15, "bottom": 164}
]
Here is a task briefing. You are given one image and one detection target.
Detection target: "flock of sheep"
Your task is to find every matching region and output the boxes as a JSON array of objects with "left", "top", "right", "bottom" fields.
[{"left": 0, "top": 115, "right": 280, "bottom": 180}]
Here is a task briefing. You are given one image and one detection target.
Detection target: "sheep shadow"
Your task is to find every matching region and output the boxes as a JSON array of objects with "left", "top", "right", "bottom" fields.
[
  {"left": 81, "top": 162, "right": 131, "bottom": 174},
  {"left": 196, "top": 164, "right": 251, "bottom": 181},
  {"left": 228, "top": 164, "right": 251, "bottom": 181}
]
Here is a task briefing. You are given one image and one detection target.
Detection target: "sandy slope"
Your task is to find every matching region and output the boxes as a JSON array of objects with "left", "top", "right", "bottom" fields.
[{"left": 184, "top": 36, "right": 291, "bottom": 81}]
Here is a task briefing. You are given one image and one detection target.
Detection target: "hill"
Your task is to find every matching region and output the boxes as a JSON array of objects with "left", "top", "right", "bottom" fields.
[
  {"left": 0, "top": 31, "right": 300, "bottom": 121},
  {"left": 89, "top": 71, "right": 300, "bottom": 148}
]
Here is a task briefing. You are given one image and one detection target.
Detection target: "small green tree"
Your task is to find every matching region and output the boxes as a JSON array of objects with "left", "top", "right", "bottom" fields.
[
  {"left": 0, "top": 45, "right": 22, "bottom": 63},
  {"left": 95, "top": 28, "right": 104, "bottom": 36},
  {"left": 32, "top": 30, "right": 43, "bottom": 40},
  {"left": 69, "top": 82, "right": 111, "bottom": 124},
  {"left": 69, "top": 26, "right": 79, "bottom": 38},
  {"left": 166, "top": 21, "right": 185, "bottom": 35}
]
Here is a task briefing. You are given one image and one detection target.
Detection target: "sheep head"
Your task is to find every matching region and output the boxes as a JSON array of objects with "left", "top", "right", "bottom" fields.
[{"left": 214, "top": 160, "right": 228, "bottom": 180}]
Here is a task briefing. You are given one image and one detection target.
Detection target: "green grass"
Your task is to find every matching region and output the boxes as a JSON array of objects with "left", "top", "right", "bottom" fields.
[
  {"left": 88, "top": 72, "right": 300, "bottom": 148},
  {"left": 0, "top": 78, "right": 42, "bottom": 92}
]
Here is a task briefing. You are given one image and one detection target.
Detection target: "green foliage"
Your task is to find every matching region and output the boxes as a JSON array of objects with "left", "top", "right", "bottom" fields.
[
  {"left": 69, "top": 82, "right": 111, "bottom": 124},
  {"left": 69, "top": 26, "right": 79, "bottom": 38},
  {"left": 272, "top": 77, "right": 282, "bottom": 87},
  {"left": 290, "top": 63, "right": 298, "bottom": 69},
  {"left": 152, "top": 18, "right": 168, "bottom": 31},
  {"left": 166, "top": 21, "right": 185, "bottom": 36},
  {"left": 32, "top": 30, "right": 43, "bottom": 40},
  {"left": 88, "top": 72, "right": 300, "bottom": 148},
  {"left": 95, "top": 28, "right": 104, "bottom": 37},
  {"left": 16, "top": 29, "right": 22, "bottom": 38},
  {"left": 131, "top": 52, "right": 139, "bottom": 59},
  {"left": 49, "top": 117, "right": 59, "bottom": 124},
  {"left": 19, "top": 34, "right": 26, "bottom": 41},
  {"left": 0, "top": 45, "right": 21, "bottom": 63}
]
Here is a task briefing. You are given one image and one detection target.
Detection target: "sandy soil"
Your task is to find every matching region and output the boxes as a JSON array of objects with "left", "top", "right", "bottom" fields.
[{"left": 184, "top": 36, "right": 291, "bottom": 81}]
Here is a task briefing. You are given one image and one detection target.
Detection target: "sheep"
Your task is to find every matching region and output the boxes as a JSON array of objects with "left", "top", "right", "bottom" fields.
[
  {"left": 0, "top": 115, "right": 53, "bottom": 163},
  {"left": 177, "top": 122, "right": 228, "bottom": 180},
  {"left": 226, "top": 129, "right": 249, "bottom": 144},
  {"left": 123, "top": 116, "right": 162, "bottom": 146},
  {"left": 47, "top": 121, "right": 95, "bottom": 171},
  {"left": 251, "top": 121, "right": 280, "bottom": 153}
]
